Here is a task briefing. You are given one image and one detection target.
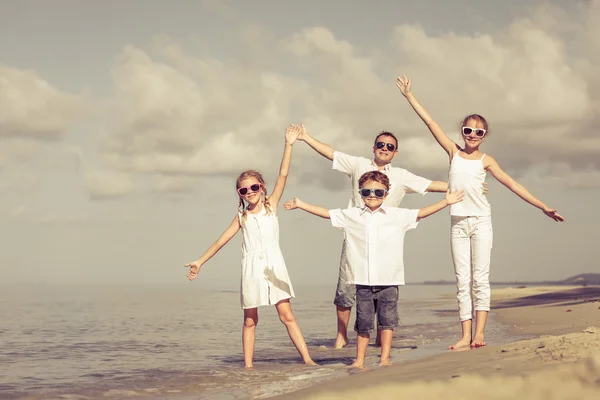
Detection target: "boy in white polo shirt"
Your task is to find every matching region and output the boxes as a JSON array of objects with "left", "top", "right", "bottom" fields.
[{"left": 284, "top": 171, "right": 464, "bottom": 368}]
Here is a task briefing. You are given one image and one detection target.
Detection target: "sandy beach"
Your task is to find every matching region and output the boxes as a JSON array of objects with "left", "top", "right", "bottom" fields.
[{"left": 273, "top": 286, "right": 600, "bottom": 400}]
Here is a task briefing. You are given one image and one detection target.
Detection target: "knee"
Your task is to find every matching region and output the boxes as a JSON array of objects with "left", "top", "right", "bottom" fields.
[
  {"left": 244, "top": 316, "right": 258, "bottom": 329},
  {"left": 279, "top": 311, "right": 296, "bottom": 325}
]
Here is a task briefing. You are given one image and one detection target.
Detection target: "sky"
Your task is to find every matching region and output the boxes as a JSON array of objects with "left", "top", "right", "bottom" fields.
[{"left": 0, "top": 0, "right": 598, "bottom": 289}]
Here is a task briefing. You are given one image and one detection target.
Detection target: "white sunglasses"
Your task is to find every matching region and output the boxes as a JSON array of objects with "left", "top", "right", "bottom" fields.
[{"left": 462, "top": 126, "right": 486, "bottom": 138}]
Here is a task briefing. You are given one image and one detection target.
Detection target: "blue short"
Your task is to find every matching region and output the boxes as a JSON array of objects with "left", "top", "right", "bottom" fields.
[{"left": 354, "top": 285, "right": 399, "bottom": 334}]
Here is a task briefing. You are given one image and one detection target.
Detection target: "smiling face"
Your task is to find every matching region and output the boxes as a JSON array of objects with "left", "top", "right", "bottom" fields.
[
  {"left": 236, "top": 175, "right": 265, "bottom": 207},
  {"left": 372, "top": 133, "right": 398, "bottom": 165},
  {"left": 359, "top": 179, "right": 388, "bottom": 211},
  {"left": 461, "top": 116, "right": 488, "bottom": 151}
]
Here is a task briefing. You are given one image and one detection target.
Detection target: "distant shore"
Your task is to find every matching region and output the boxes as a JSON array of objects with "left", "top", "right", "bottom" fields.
[{"left": 272, "top": 285, "right": 600, "bottom": 400}]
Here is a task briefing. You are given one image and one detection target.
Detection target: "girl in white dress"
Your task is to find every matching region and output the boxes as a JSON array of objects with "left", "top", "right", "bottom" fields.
[
  {"left": 184, "top": 125, "right": 316, "bottom": 368},
  {"left": 397, "top": 75, "right": 565, "bottom": 350}
]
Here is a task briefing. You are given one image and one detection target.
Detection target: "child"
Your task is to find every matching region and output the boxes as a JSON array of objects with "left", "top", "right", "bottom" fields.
[
  {"left": 284, "top": 170, "right": 464, "bottom": 368},
  {"left": 396, "top": 75, "right": 565, "bottom": 350},
  {"left": 184, "top": 125, "right": 316, "bottom": 368}
]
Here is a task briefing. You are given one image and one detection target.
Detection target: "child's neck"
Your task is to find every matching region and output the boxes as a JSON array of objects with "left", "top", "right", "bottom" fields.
[
  {"left": 247, "top": 201, "right": 263, "bottom": 214},
  {"left": 365, "top": 204, "right": 382, "bottom": 212}
]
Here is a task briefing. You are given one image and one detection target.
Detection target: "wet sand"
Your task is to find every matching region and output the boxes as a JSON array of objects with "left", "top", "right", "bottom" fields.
[{"left": 272, "top": 286, "right": 600, "bottom": 400}]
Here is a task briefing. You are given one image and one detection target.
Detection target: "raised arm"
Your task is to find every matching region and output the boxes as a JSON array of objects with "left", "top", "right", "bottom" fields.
[
  {"left": 417, "top": 190, "right": 464, "bottom": 221},
  {"left": 397, "top": 75, "right": 458, "bottom": 157},
  {"left": 184, "top": 215, "right": 241, "bottom": 280},
  {"left": 294, "top": 123, "right": 335, "bottom": 161},
  {"left": 269, "top": 125, "right": 300, "bottom": 208},
  {"left": 485, "top": 156, "right": 565, "bottom": 222},
  {"left": 284, "top": 196, "right": 330, "bottom": 219}
]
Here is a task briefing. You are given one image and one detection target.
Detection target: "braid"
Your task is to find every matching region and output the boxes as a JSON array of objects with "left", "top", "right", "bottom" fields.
[
  {"left": 238, "top": 198, "right": 248, "bottom": 224},
  {"left": 263, "top": 188, "right": 273, "bottom": 215}
]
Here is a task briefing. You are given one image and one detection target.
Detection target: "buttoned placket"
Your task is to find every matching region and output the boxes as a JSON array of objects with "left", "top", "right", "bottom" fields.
[
  {"left": 365, "top": 211, "right": 378, "bottom": 285},
  {"left": 253, "top": 214, "right": 272, "bottom": 304}
]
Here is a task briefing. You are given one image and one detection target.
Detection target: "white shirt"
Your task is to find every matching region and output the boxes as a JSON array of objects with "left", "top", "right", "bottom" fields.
[
  {"left": 329, "top": 206, "right": 420, "bottom": 286},
  {"left": 333, "top": 151, "right": 432, "bottom": 208},
  {"left": 448, "top": 151, "right": 491, "bottom": 216}
]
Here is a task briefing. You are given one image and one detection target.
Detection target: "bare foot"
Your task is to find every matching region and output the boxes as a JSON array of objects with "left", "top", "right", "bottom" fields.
[
  {"left": 448, "top": 337, "right": 471, "bottom": 350},
  {"left": 244, "top": 364, "right": 254, "bottom": 369},
  {"left": 471, "top": 334, "right": 486, "bottom": 348},
  {"left": 349, "top": 361, "right": 365, "bottom": 369},
  {"left": 334, "top": 336, "right": 349, "bottom": 349},
  {"left": 379, "top": 358, "right": 392, "bottom": 367},
  {"left": 304, "top": 359, "right": 318, "bottom": 366}
]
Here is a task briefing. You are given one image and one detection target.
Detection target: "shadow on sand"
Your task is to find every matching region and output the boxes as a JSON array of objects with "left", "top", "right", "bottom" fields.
[{"left": 492, "top": 286, "right": 600, "bottom": 310}]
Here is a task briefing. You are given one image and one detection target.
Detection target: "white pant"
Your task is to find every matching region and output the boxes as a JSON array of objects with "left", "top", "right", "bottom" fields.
[{"left": 450, "top": 215, "right": 493, "bottom": 321}]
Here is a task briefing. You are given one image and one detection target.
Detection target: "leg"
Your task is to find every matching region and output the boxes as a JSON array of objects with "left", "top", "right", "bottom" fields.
[
  {"left": 471, "top": 217, "right": 493, "bottom": 348},
  {"left": 242, "top": 308, "right": 258, "bottom": 368},
  {"left": 376, "top": 287, "right": 400, "bottom": 347},
  {"left": 275, "top": 299, "right": 316, "bottom": 365},
  {"left": 351, "top": 285, "right": 374, "bottom": 369},
  {"left": 449, "top": 217, "right": 473, "bottom": 349},
  {"left": 333, "top": 244, "right": 355, "bottom": 349},
  {"left": 376, "top": 286, "right": 399, "bottom": 365}
]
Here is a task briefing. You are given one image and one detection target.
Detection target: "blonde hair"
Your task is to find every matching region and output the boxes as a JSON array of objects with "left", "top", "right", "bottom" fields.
[{"left": 236, "top": 170, "right": 273, "bottom": 224}]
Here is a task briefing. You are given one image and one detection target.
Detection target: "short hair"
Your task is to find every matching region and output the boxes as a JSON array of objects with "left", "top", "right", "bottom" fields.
[
  {"left": 358, "top": 171, "right": 390, "bottom": 190},
  {"left": 374, "top": 131, "right": 398, "bottom": 148}
]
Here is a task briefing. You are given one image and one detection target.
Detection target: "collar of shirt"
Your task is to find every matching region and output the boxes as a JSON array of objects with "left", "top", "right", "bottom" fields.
[
  {"left": 370, "top": 160, "right": 392, "bottom": 172},
  {"left": 360, "top": 205, "right": 388, "bottom": 215}
]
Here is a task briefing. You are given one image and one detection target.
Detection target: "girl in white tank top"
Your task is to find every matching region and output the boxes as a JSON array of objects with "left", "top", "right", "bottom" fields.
[{"left": 397, "top": 75, "right": 565, "bottom": 351}]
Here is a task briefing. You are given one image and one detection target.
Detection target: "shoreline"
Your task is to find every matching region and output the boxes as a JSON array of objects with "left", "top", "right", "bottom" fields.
[{"left": 272, "top": 285, "right": 600, "bottom": 399}]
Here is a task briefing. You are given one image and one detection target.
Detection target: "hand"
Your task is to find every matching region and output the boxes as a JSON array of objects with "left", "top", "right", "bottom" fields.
[
  {"left": 184, "top": 260, "right": 202, "bottom": 281},
  {"left": 286, "top": 124, "right": 301, "bottom": 145},
  {"left": 543, "top": 207, "right": 565, "bottom": 222},
  {"left": 445, "top": 189, "right": 464, "bottom": 205},
  {"left": 482, "top": 182, "right": 489, "bottom": 195},
  {"left": 283, "top": 196, "right": 301, "bottom": 210},
  {"left": 396, "top": 75, "right": 412, "bottom": 97}
]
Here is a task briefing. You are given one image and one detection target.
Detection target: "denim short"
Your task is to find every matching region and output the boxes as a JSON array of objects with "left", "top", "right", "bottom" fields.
[
  {"left": 354, "top": 285, "right": 399, "bottom": 334},
  {"left": 333, "top": 241, "right": 356, "bottom": 308}
]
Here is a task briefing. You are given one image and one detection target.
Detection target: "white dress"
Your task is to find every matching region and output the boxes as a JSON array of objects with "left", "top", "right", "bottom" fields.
[{"left": 238, "top": 207, "right": 295, "bottom": 309}]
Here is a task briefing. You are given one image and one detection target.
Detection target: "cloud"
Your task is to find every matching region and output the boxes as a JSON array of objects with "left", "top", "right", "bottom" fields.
[
  {"left": 84, "top": 169, "right": 136, "bottom": 200},
  {"left": 81, "top": 0, "right": 599, "bottom": 196},
  {"left": 0, "top": 65, "right": 86, "bottom": 140}
]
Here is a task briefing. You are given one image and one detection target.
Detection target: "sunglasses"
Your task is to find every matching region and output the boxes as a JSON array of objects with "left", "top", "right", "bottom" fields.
[
  {"left": 462, "top": 127, "right": 487, "bottom": 138},
  {"left": 359, "top": 188, "right": 388, "bottom": 198},
  {"left": 237, "top": 183, "right": 262, "bottom": 196},
  {"left": 375, "top": 142, "right": 396, "bottom": 152}
]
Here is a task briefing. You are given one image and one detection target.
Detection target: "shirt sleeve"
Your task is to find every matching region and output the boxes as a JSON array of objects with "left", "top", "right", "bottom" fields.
[
  {"left": 329, "top": 209, "right": 347, "bottom": 229},
  {"left": 401, "top": 169, "right": 432, "bottom": 195},
  {"left": 332, "top": 151, "right": 360, "bottom": 176},
  {"left": 395, "top": 208, "right": 420, "bottom": 232}
]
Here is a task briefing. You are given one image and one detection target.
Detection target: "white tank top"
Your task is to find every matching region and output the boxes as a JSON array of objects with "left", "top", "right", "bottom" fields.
[{"left": 448, "top": 151, "right": 491, "bottom": 216}]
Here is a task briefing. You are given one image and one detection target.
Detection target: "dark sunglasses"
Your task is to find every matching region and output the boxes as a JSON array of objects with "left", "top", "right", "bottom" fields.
[
  {"left": 237, "top": 183, "right": 262, "bottom": 196},
  {"left": 462, "top": 127, "right": 486, "bottom": 138},
  {"left": 375, "top": 142, "right": 396, "bottom": 152},
  {"left": 359, "top": 188, "right": 388, "bottom": 198}
]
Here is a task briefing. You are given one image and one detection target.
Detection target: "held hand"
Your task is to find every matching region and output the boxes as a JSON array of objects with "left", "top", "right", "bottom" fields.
[
  {"left": 543, "top": 207, "right": 565, "bottom": 222},
  {"left": 290, "top": 123, "right": 308, "bottom": 141},
  {"left": 283, "top": 196, "right": 301, "bottom": 210},
  {"left": 184, "top": 260, "right": 202, "bottom": 281},
  {"left": 396, "top": 75, "right": 412, "bottom": 97},
  {"left": 286, "top": 124, "right": 301, "bottom": 145},
  {"left": 482, "top": 182, "right": 489, "bottom": 195},
  {"left": 445, "top": 189, "right": 464, "bottom": 205}
]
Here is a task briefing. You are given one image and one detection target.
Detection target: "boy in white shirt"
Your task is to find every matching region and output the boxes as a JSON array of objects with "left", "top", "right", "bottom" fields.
[{"left": 284, "top": 171, "right": 464, "bottom": 368}]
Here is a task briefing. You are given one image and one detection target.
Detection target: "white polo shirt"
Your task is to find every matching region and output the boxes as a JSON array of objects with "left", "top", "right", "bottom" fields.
[
  {"left": 332, "top": 151, "right": 432, "bottom": 208},
  {"left": 329, "top": 206, "right": 420, "bottom": 286}
]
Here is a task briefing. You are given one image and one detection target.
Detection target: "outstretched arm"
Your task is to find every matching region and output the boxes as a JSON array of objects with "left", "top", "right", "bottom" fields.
[
  {"left": 417, "top": 190, "right": 464, "bottom": 221},
  {"left": 184, "top": 215, "right": 241, "bottom": 281},
  {"left": 426, "top": 181, "right": 449, "bottom": 193},
  {"left": 397, "top": 75, "right": 458, "bottom": 157},
  {"left": 269, "top": 125, "right": 300, "bottom": 208},
  {"left": 294, "top": 123, "right": 335, "bottom": 161},
  {"left": 486, "top": 156, "right": 565, "bottom": 222},
  {"left": 284, "top": 196, "right": 330, "bottom": 219}
]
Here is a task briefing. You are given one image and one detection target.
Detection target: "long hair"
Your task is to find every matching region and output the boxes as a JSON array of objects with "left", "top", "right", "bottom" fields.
[
  {"left": 236, "top": 170, "right": 273, "bottom": 224},
  {"left": 459, "top": 114, "right": 489, "bottom": 135}
]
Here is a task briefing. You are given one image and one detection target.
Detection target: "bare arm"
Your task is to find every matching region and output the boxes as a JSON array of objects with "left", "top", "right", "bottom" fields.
[
  {"left": 184, "top": 215, "right": 241, "bottom": 280},
  {"left": 268, "top": 125, "right": 300, "bottom": 208},
  {"left": 417, "top": 190, "right": 464, "bottom": 221},
  {"left": 284, "top": 196, "right": 330, "bottom": 219},
  {"left": 486, "top": 156, "right": 565, "bottom": 222},
  {"left": 397, "top": 75, "right": 458, "bottom": 157},
  {"left": 294, "top": 123, "right": 335, "bottom": 161},
  {"left": 426, "top": 181, "right": 449, "bottom": 193}
]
